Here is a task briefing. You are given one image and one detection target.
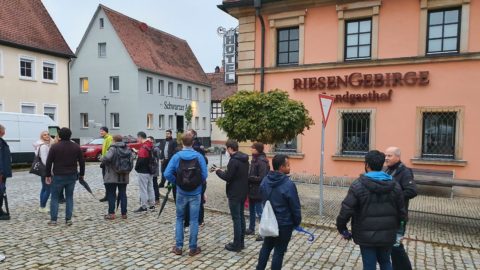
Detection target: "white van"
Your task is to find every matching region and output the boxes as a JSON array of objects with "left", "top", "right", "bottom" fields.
[{"left": 0, "top": 112, "right": 59, "bottom": 163}]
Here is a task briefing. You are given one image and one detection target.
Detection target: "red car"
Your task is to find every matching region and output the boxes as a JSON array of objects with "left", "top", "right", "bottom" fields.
[{"left": 80, "top": 136, "right": 142, "bottom": 161}]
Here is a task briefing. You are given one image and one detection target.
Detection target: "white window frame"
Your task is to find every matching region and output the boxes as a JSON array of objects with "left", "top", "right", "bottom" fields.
[
  {"left": 111, "top": 113, "right": 120, "bottom": 129},
  {"left": 187, "top": 86, "right": 192, "bottom": 100},
  {"left": 195, "top": 117, "right": 199, "bottom": 129},
  {"left": 42, "top": 60, "right": 57, "bottom": 83},
  {"left": 80, "top": 77, "right": 89, "bottom": 93},
  {"left": 195, "top": 88, "right": 199, "bottom": 101},
  {"left": 202, "top": 117, "right": 207, "bottom": 130},
  {"left": 20, "top": 102, "right": 36, "bottom": 114},
  {"left": 168, "top": 82, "right": 174, "bottom": 97},
  {"left": 159, "top": 80, "right": 165, "bottom": 95},
  {"left": 202, "top": 89, "right": 207, "bottom": 102},
  {"left": 147, "top": 113, "right": 154, "bottom": 129},
  {"left": 159, "top": 114, "right": 165, "bottom": 129},
  {"left": 43, "top": 104, "right": 57, "bottom": 122},
  {"left": 19, "top": 55, "right": 36, "bottom": 80},
  {"left": 98, "top": 43, "right": 107, "bottom": 58},
  {"left": 168, "top": 115, "right": 173, "bottom": 129},
  {"left": 147, "top": 77, "right": 153, "bottom": 94},
  {"left": 110, "top": 76, "right": 120, "bottom": 92},
  {"left": 80, "top": 113, "right": 89, "bottom": 128},
  {"left": 0, "top": 50, "right": 4, "bottom": 77},
  {"left": 99, "top": 18, "right": 104, "bottom": 29},
  {"left": 177, "top": 84, "right": 183, "bottom": 98}
]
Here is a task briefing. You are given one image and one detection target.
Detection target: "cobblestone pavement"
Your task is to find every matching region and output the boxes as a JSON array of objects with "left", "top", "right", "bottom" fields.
[{"left": 0, "top": 164, "right": 479, "bottom": 269}]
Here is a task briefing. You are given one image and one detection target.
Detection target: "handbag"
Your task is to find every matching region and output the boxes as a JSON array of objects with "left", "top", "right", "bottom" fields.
[{"left": 30, "top": 145, "right": 46, "bottom": 177}]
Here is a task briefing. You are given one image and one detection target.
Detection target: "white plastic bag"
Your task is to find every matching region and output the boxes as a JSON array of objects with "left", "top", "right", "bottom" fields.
[{"left": 259, "top": 200, "right": 279, "bottom": 237}]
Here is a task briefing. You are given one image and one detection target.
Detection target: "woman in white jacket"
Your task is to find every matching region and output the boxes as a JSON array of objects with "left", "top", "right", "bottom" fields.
[{"left": 33, "top": 131, "right": 51, "bottom": 213}]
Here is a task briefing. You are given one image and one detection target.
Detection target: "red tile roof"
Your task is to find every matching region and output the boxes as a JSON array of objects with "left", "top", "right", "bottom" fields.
[
  {"left": 101, "top": 5, "right": 210, "bottom": 86},
  {"left": 0, "top": 0, "right": 74, "bottom": 58},
  {"left": 207, "top": 71, "right": 237, "bottom": 101}
]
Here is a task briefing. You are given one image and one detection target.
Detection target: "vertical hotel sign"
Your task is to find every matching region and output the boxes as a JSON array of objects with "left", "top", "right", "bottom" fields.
[{"left": 223, "top": 28, "right": 237, "bottom": 84}]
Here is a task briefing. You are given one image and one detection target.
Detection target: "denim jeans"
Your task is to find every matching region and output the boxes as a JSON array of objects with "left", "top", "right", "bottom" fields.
[
  {"left": 106, "top": 183, "right": 127, "bottom": 215},
  {"left": 39, "top": 177, "right": 51, "bottom": 208},
  {"left": 360, "top": 246, "right": 393, "bottom": 270},
  {"left": 175, "top": 193, "right": 201, "bottom": 249},
  {"left": 248, "top": 201, "right": 263, "bottom": 231},
  {"left": 228, "top": 199, "right": 246, "bottom": 247},
  {"left": 50, "top": 174, "right": 77, "bottom": 221},
  {"left": 256, "top": 225, "right": 293, "bottom": 270}
]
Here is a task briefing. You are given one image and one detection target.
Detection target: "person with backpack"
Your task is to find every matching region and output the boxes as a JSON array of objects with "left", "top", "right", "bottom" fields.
[
  {"left": 164, "top": 133, "right": 207, "bottom": 257},
  {"left": 32, "top": 131, "right": 52, "bottom": 213},
  {"left": 246, "top": 142, "right": 270, "bottom": 242},
  {"left": 99, "top": 127, "right": 113, "bottom": 203},
  {"left": 134, "top": 131, "right": 156, "bottom": 213},
  {"left": 101, "top": 135, "right": 133, "bottom": 220},
  {"left": 148, "top": 136, "right": 161, "bottom": 205},
  {"left": 336, "top": 150, "right": 407, "bottom": 270},
  {"left": 214, "top": 139, "right": 249, "bottom": 252},
  {"left": 256, "top": 154, "right": 301, "bottom": 270}
]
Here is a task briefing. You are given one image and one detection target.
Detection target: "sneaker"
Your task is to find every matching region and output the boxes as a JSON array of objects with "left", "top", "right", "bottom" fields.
[
  {"left": 59, "top": 198, "right": 66, "bottom": 204},
  {"left": 39, "top": 207, "right": 49, "bottom": 213},
  {"left": 225, "top": 243, "right": 242, "bottom": 252},
  {"left": 171, "top": 246, "right": 182, "bottom": 256},
  {"left": 0, "top": 253, "right": 5, "bottom": 262},
  {"left": 255, "top": 235, "right": 263, "bottom": 242},
  {"left": 245, "top": 229, "right": 255, "bottom": 235},
  {"left": 99, "top": 197, "right": 108, "bottom": 203},
  {"left": 133, "top": 207, "right": 147, "bottom": 213},
  {"left": 155, "top": 200, "right": 160, "bottom": 206},
  {"left": 47, "top": 220, "right": 57, "bottom": 226},
  {"left": 0, "top": 215, "right": 10, "bottom": 221},
  {"left": 189, "top": 247, "right": 201, "bottom": 257},
  {"left": 65, "top": 220, "right": 73, "bottom": 226},
  {"left": 149, "top": 206, "right": 156, "bottom": 212},
  {"left": 121, "top": 214, "right": 127, "bottom": 220},
  {"left": 104, "top": 214, "right": 115, "bottom": 220}
]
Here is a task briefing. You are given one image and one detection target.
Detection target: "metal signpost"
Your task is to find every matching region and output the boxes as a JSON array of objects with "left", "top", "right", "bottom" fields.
[{"left": 318, "top": 94, "right": 335, "bottom": 216}]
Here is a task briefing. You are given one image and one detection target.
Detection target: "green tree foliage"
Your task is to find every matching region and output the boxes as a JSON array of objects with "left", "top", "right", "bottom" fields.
[
  {"left": 217, "top": 90, "right": 314, "bottom": 144},
  {"left": 185, "top": 105, "right": 193, "bottom": 127}
]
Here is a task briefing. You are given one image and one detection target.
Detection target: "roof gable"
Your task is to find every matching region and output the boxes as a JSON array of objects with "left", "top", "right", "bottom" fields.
[
  {"left": 0, "top": 0, "right": 74, "bottom": 58},
  {"left": 207, "top": 71, "right": 237, "bottom": 101},
  {"left": 101, "top": 5, "right": 210, "bottom": 86}
]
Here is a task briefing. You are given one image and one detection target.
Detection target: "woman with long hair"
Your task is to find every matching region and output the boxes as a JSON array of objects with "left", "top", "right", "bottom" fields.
[{"left": 33, "top": 131, "right": 51, "bottom": 213}]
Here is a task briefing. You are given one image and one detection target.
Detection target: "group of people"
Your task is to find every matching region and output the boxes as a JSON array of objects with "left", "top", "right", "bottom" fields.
[{"left": 0, "top": 121, "right": 417, "bottom": 269}]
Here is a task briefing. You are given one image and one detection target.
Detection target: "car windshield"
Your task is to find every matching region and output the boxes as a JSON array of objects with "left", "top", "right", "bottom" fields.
[{"left": 88, "top": 138, "right": 104, "bottom": 145}]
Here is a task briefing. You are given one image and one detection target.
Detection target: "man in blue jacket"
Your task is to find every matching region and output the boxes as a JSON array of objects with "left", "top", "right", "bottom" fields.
[
  {"left": 0, "top": 124, "right": 12, "bottom": 220},
  {"left": 164, "top": 133, "right": 207, "bottom": 257},
  {"left": 256, "top": 154, "right": 301, "bottom": 270}
]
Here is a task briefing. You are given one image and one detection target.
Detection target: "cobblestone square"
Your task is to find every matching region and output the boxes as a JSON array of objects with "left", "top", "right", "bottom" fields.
[{"left": 0, "top": 164, "right": 479, "bottom": 269}]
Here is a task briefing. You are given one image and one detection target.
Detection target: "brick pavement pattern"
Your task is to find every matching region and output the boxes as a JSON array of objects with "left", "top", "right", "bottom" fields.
[{"left": 0, "top": 164, "right": 479, "bottom": 269}]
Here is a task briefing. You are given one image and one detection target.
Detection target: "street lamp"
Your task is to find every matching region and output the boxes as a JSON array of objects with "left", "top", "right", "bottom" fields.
[{"left": 101, "top": 96, "right": 109, "bottom": 127}]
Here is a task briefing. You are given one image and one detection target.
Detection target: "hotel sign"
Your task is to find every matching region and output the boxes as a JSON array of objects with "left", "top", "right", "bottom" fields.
[
  {"left": 223, "top": 28, "right": 237, "bottom": 84},
  {"left": 293, "top": 71, "right": 430, "bottom": 104}
]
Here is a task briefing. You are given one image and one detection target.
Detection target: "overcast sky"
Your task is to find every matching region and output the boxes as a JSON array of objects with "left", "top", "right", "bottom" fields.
[{"left": 42, "top": 0, "right": 238, "bottom": 73}]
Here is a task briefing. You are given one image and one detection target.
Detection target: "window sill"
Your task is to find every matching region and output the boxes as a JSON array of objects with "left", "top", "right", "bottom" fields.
[
  {"left": 81, "top": 127, "right": 89, "bottom": 129},
  {"left": 19, "top": 77, "right": 36, "bottom": 82},
  {"left": 111, "top": 127, "right": 120, "bottom": 130},
  {"left": 111, "top": 91, "right": 120, "bottom": 93},
  {"left": 42, "top": 80, "right": 57, "bottom": 85},
  {"left": 411, "top": 158, "right": 467, "bottom": 167},
  {"left": 332, "top": 155, "right": 365, "bottom": 162},
  {"left": 267, "top": 152, "right": 305, "bottom": 159}
]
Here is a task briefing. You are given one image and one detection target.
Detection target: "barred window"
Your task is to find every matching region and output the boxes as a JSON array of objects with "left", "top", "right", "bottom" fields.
[
  {"left": 341, "top": 113, "right": 370, "bottom": 155},
  {"left": 275, "top": 138, "right": 297, "bottom": 153},
  {"left": 211, "top": 101, "right": 224, "bottom": 121},
  {"left": 422, "top": 112, "right": 456, "bottom": 159}
]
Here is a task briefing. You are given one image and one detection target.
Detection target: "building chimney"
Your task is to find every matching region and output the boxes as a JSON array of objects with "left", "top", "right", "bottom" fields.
[{"left": 215, "top": 66, "right": 220, "bottom": 73}]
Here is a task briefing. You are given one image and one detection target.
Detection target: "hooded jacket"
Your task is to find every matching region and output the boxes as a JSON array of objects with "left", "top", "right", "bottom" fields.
[
  {"left": 135, "top": 140, "right": 153, "bottom": 174},
  {"left": 260, "top": 171, "right": 302, "bottom": 227},
  {"left": 164, "top": 147, "right": 208, "bottom": 196},
  {"left": 216, "top": 151, "right": 249, "bottom": 201},
  {"left": 248, "top": 153, "right": 270, "bottom": 201},
  {"left": 336, "top": 172, "right": 407, "bottom": 247},
  {"left": 0, "top": 138, "right": 12, "bottom": 178}
]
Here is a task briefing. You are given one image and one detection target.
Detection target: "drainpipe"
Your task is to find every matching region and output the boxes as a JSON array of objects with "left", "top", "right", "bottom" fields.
[
  {"left": 255, "top": 0, "right": 265, "bottom": 93},
  {"left": 67, "top": 58, "right": 72, "bottom": 128}
]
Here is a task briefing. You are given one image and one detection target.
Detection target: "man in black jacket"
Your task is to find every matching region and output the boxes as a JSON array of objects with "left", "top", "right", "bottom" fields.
[
  {"left": 336, "top": 150, "right": 407, "bottom": 270},
  {"left": 385, "top": 146, "right": 417, "bottom": 270},
  {"left": 159, "top": 130, "right": 177, "bottom": 188},
  {"left": 215, "top": 139, "right": 249, "bottom": 252}
]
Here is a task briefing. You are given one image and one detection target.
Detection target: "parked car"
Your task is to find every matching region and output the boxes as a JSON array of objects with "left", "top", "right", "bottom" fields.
[{"left": 80, "top": 136, "right": 142, "bottom": 161}]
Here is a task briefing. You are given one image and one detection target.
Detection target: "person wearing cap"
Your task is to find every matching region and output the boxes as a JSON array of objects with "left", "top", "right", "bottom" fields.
[{"left": 99, "top": 126, "right": 113, "bottom": 202}]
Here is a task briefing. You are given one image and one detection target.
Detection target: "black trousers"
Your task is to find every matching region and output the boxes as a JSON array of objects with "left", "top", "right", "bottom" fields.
[
  {"left": 392, "top": 222, "right": 412, "bottom": 270},
  {"left": 159, "top": 159, "right": 170, "bottom": 187},
  {"left": 0, "top": 177, "right": 7, "bottom": 212}
]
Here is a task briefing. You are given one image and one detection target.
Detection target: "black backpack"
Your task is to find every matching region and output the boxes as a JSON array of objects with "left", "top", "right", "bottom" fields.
[
  {"left": 111, "top": 145, "right": 134, "bottom": 174},
  {"left": 142, "top": 145, "right": 158, "bottom": 175},
  {"left": 176, "top": 158, "right": 202, "bottom": 191}
]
